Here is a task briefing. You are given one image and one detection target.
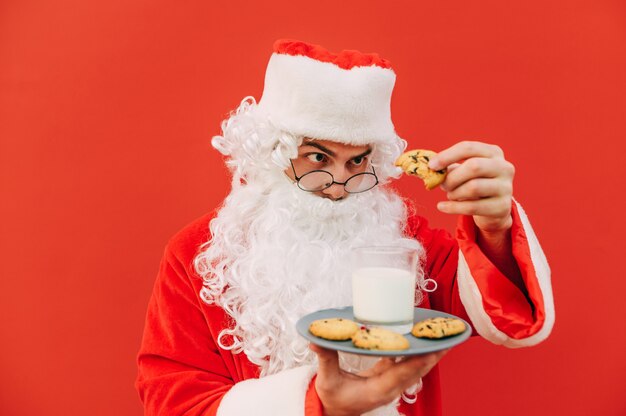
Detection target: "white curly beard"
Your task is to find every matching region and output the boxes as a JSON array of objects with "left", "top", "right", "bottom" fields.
[{"left": 196, "top": 171, "right": 424, "bottom": 386}]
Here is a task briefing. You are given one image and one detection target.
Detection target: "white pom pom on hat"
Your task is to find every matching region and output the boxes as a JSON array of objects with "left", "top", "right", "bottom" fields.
[{"left": 257, "top": 39, "right": 398, "bottom": 146}]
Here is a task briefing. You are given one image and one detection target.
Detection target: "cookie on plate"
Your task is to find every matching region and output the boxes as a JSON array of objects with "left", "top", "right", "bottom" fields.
[
  {"left": 351, "top": 327, "right": 410, "bottom": 351},
  {"left": 309, "top": 318, "right": 359, "bottom": 341},
  {"left": 411, "top": 317, "right": 466, "bottom": 339},
  {"left": 395, "top": 149, "right": 447, "bottom": 190}
]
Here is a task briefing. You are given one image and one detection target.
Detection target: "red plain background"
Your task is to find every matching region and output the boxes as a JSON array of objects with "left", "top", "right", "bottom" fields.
[{"left": 1, "top": 1, "right": 625, "bottom": 415}]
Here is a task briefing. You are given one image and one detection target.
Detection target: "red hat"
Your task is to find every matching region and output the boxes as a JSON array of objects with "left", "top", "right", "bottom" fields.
[{"left": 257, "top": 40, "right": 398, "bottom": 146}]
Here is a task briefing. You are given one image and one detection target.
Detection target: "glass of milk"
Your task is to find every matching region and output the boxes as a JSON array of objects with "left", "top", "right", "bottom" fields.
[{"left": 351, "top": 246, "right": 419, "bottom": 334}]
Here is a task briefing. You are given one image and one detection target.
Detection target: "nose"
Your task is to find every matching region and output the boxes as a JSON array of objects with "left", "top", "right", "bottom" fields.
[
  {"left": 321, "top": 183, "right": 347, "bottom": 200},
  {"left": 321, "top": 167, "right": 350, "bottom": 200}
]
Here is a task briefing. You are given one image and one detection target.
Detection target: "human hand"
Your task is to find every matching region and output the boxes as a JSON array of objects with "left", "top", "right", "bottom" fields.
[
  {"left": 310, "top": 344, "right": 448, "bottom": 416},
  {"left": 427, "top": 141, "right": 515, "bottom": 233}
]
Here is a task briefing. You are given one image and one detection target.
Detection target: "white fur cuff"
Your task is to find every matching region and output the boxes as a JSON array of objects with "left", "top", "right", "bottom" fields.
[
  {"left": 217, "top": 365, "right": 317, "bottom": 416},
  {"left": 457, "top": 200, "right": 555, "bottom": 347}
]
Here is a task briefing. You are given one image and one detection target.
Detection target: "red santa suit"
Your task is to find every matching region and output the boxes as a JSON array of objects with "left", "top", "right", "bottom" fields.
[
  {"left": 136, "top": 39, "right": 554, "bottom": 415},
  {"left": 136, "top": 199, "right": 553, "bottom": 416}
]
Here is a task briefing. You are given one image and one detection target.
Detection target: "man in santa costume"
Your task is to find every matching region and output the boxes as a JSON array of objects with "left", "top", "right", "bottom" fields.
[{"left": 136, "top": 40, "right": 554, "bottom": 415}]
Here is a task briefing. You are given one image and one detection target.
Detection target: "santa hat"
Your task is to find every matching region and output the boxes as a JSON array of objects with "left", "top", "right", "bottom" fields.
[{"left": 257, "top": 39, "right": 398, "bottom": 146}]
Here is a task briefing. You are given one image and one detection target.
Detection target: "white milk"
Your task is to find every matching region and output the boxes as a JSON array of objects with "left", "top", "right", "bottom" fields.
[{"left": 352, "top": 266, "right": 415, "bottom": 330}]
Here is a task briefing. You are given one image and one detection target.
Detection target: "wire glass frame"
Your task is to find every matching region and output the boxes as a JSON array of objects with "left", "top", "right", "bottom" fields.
[{"left": 290, "top": 161, "right": 379, "bottom": 193}]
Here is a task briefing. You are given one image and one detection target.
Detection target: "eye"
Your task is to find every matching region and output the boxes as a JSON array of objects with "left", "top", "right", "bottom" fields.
[
  {"left": 306, "top": 153, "right": 327, "bottom": 163},
  {"left": 351, "top": 156, "right": 366, "bottom": 166}
]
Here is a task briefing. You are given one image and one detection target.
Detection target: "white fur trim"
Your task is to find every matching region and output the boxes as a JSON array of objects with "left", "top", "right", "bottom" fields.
[
  {"left": 457, "top": 200, "right": 555, "bottom": 347},
  {"left": 363, "top": 401, "right": 402, "bottom": 416},
  {"left": 217, "top": 365, "right": 316, "bottom": 416},
  {"left": 258, "top": 53, "right": 397, "bottom": 145}
]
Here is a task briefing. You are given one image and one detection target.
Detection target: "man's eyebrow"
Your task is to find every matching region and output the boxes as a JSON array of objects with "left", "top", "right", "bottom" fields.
[
  {"left": 301, "top": 140, "right": 373, "bottom": 159},
  {"left": 354, "top": 148, "right": 373, "bottom": 159},
  {"left": 301, "top": 140, "right": 336, "bottom": 157}
]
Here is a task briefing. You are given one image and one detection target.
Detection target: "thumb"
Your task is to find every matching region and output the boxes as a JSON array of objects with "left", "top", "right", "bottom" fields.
[
  {"left": 310, "top": 343, "right": 340, "bottom": 378},
  {"left": 358, "top": 357, "right": 395, "bottom": 378},
  {"left": 439, "top": 162, "right": 460, "bottom": 191}
]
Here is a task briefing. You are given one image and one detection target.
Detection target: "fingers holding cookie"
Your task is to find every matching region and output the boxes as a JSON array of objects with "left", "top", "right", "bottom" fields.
[
  {"left": 427, "top": 142, "right": 510, "bottom": 195},
  {"left": 441, "top": 157, "right": 513, "bottom": 195},
  {"left": 395, "top": 149, "right": 447, "bottom": 190},
  {"left": 444, "top": 177, "right": 503, "bottom": 201},
  {"left": 427, "top": 141, "right": 505, "bottom": 172},
  {"left": 423, "top": 141, "right": 515, "bottom": 231}
]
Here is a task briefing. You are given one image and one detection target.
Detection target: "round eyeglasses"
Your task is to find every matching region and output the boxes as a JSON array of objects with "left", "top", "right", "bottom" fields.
[{"left": 290, "top": 160, "right": 379, "bottom": 194}]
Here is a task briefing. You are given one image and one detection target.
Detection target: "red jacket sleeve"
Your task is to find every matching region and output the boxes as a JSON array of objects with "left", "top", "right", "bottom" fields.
[
  {"left": 136, "top": 244, "right": 232, "bottom": 415},
  {"left": 405, "top": 199, "right": 554, "bottom": 347}
]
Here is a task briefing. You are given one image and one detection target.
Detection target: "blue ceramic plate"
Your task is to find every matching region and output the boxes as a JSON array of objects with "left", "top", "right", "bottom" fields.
[{"left": 296, "top": 306, "right": 471, "bottom": 357}]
